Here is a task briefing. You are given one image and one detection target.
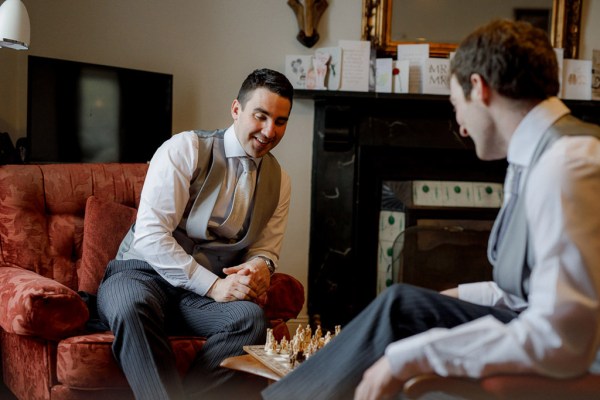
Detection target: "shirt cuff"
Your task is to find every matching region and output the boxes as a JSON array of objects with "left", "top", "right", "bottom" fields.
[
  {"left": 186, "top": 267, "right": 219, "bottom": 296},
  {"left": 385, "top": 333, "right": 436, "bottom": 380},
  {"left": 458, "top": 281, "right": 528, "bottom": 310}
]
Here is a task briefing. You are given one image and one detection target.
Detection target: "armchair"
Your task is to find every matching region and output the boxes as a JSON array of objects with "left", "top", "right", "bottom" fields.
[{"left": 0, "top": 163, "right": 305, "bottom": 400}]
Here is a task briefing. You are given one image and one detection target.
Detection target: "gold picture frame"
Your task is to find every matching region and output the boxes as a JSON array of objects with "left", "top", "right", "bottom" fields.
[{"left": 361, "top": 0, "right": 583, "bottom": 58}]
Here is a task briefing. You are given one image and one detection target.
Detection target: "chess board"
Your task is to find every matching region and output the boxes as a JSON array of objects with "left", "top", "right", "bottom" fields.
[{"left": 243, "top": 345, "right": 295, "bottom": 377}]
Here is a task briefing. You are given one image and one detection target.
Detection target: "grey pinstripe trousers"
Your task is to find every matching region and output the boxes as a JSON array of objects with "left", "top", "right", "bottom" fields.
[
  {"left": 97, "top": 259, "right": 268, "bottom": 400},
  {"left": 262, "top": 283, "right": 518, "bottom": 400}
]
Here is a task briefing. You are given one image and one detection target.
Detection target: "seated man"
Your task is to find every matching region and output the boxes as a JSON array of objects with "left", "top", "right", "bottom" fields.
[
  {"left": 97, "top": 68, "right": 294, "bottom": 399},
  {"left": 262, "top": 19, "right": 600, "bottom": 400}
]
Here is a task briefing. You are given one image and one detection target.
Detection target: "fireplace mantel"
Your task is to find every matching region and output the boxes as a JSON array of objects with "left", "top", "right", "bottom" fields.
[{"left": 298, "top": 89, "right": 600, "bottom": 330}]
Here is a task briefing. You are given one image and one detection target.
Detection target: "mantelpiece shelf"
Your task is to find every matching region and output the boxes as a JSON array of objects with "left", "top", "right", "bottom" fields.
[{"left": 294, "top": 89, "right": 448, "bottom": 101}]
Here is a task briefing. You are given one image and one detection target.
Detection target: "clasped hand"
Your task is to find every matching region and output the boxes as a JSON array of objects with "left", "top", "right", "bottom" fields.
[{"left": 207, "top": 258, "right": 270, "bottom": 304}]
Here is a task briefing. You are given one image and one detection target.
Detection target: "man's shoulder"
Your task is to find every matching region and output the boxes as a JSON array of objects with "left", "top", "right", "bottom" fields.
[
  {"left": 164, "top": 129, "right": 225, "bottom": 145},
  {"left": 190, "top": 129, "right": 226, "bottom": 139},
  {"left": 263, "top": 152, "right": 282, "bottom": 171},
  {"left": 553, "top": 115, "right": 600, "bottom": 138}
]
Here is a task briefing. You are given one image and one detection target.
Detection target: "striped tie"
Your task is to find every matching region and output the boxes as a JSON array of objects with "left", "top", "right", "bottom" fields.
[{"left": 213, "top": 157, "right": 256, "bottom": 238}]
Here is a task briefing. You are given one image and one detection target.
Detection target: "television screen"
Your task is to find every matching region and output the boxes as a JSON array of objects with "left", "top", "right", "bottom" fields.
[{"left": 27, "top": 56, "right": 173, "bottom": 163}]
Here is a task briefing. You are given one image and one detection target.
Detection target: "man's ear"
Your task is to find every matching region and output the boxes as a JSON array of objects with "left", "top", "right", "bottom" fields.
[
  {"left": 470, "top": 73, "right": 491, "bottom": 104},
  {"left": 231, "top": 99, "right": 241, "bottom": 121}
]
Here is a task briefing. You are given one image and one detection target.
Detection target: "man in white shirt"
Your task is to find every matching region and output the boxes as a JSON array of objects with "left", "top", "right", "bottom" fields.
[
  {"left": 262, "top": 19, "right": 600, "bottom": 400},
  {"left": 97, "top": 69, "right": 294, "bottom": 399}
]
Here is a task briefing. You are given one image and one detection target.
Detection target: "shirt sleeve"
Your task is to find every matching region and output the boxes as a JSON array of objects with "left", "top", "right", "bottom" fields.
[
  {"left": 387, "top": 136, "right": 600, "bottom": 381},
  {"left": 128, "top": 131, "right": 219, "bottom": 296},
  {"left": 458, "top": 281, "right": 528, "bottom": 311},
  {"left": 244, "top": 168, "right": 292, "bottom": 270}
]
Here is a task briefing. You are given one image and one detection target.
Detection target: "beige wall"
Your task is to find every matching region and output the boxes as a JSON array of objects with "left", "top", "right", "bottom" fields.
[
  {"left": 0, "top": 0, "right": 362, "bottom": 324},
  {"left": 1, "top": 1, "right": 599, "bottom": 325}
]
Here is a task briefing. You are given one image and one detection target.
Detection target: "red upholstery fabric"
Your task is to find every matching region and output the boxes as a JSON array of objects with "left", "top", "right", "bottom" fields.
[
  {"left": 264, "top": 273, "right": 305, "bottom": 321},
  {"left": 1, "top": 330, "right": 54, "bottom": 400},
  {"left": 0, "top": 163, "right": 305, "bottom": 400},
  {"left": 57, "top": 332, "right": 205, "bottom": 389},
  {"left": 0, "top": 164, "right": 146, "bottom": 288},
  {"left": 50, "top": 387, "right": 134, "bottom": 400},
  {"left": 0, "top": 267, "right": 89, "bottom": 340},
  {"left": 78, "top": 196, "right": 137, "bottom": 294}
]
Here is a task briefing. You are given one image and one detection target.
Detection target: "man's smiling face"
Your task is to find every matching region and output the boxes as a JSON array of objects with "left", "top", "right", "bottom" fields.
[{"left": 231, "top": 87, "right": 292, "bottom": 158}]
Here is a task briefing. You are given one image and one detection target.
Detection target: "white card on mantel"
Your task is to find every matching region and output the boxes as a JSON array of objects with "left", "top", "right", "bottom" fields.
[
  {"left": 397, "top": 44, "right": 429, "bottom": 94},
  {"left": 562, "top": 59, "right": 592, "bottom": 100},
  {"left": 285, "top": 55, "right": 313, "bottom": 89},
  {"left": 315, "top": 46, "right": 343, "bottom": 90},
  {"left": 423, "top": 58, "right": 450, "bottom": 95},
  {"left": 376, "top": 58, "right": 393, "bottom": 93},
  {"left": 339, "top": 40, "right": 371, "bottom": 92},
  {"left": 393, "top": 60, "right": 409, "bottom": 94}
]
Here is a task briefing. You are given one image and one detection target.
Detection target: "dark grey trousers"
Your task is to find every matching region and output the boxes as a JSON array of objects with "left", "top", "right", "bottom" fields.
[
  {"left": 97, "top": 259, "right": 268, "bottom": 400},
  {"left": 262, "top": 283, "right": 519, "bottom": 400}
]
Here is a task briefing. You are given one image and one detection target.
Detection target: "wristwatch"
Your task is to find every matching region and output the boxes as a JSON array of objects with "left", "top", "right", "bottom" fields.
[{"left": 256, "top": 256, "right": 275, "bottom": 274}]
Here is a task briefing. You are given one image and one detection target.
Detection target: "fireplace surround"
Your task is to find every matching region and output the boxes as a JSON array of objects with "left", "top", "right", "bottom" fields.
[{"left": 297, "top": 89, "right": 600, "bottom": 330}]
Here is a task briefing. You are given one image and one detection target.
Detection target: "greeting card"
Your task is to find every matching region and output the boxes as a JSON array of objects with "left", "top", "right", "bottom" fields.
[
  {"left": 562, "top": 59, "right": 592, "bottom": 100},
  {"left": 339, "top": 40, "right": 371, "bottom": 92},
  {"left": 376, "top": 58, "right": 393, "bottom": 93},
  {"left": 315, "top": 47, "right": 343, "bottom": 90},
  {"left": 423, "top": 58, "right": 450, "bottom": 95},
  {"left": 397, "top": 44, "right": 429, "bottom": 94},
  {"left": 285, "top": 55, "right": 313, "bottom": 89},
  {"left": 393, "top": 60, "right": 409, "bottom": 94}
]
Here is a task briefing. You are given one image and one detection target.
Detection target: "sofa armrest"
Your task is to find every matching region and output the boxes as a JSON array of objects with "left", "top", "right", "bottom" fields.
[
  {"left": 0, "top": 266, "right": 89, "bottom": 341},
  {"left": 263, "top": 272, "right": 305, "bottom": 321}
]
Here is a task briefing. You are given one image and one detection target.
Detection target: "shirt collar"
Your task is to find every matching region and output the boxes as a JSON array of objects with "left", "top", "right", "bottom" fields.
[
  {"left": 507, "top": 97, "right": 570, "bottom": 167},
  {"left": 224, "top": 125, "right": 261, "bottom": 167}
]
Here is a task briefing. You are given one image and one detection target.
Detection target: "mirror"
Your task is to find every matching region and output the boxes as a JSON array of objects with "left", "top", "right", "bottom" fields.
[{"left": 361, "top": 0, "right": 583, "bottom": 58}]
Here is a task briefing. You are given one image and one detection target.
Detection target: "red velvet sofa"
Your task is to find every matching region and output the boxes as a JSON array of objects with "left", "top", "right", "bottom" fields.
[{"left": 0, "top": 164, "right": 304, "bottom": 400}]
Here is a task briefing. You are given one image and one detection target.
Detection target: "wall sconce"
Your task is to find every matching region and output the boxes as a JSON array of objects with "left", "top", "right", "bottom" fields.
[
  {"left": 288, "top": 0, "right": 328, "bottom": 48},
  {"left": 0, "top": 0, "right": 30, "bottom": 50}
]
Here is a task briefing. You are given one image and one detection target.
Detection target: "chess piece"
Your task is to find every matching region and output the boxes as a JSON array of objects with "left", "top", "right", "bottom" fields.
[
  {"left": 314, "top": 325, "right": 322, "bottom": 341},
  {"left": 265, "top": 328, "right": 276, "bottom": 354},
  {"left": 280, "top": 337, "right": 289, "bottom": 354}
]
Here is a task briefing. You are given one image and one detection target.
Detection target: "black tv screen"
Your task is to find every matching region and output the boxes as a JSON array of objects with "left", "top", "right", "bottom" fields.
[{"left": 27, "top": 56, "right": 173, "bottom": 163}]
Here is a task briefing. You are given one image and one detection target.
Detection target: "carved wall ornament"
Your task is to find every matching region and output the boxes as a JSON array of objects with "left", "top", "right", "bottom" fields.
[{"left": 288, "top": 0, "right": 328, "bottom": 48}]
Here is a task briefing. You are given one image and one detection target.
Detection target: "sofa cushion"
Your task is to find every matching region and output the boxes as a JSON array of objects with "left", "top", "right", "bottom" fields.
[
  {"left": 57, "top": 332, "right": 206, "bottom": 389},
  {"left": 78, "top": 196, "right": 137, "bottom": 294},
  {"left": 0, "top": 267, "right": 89, "bottom": 340},
  {"left": 263, "top": 273, "right": 305, "bottom": 321}
]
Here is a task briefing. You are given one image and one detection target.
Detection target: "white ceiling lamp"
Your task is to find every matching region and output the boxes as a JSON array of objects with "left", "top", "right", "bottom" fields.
[{"left": 0, "top": 0, "right": 30, "bottom": 50}]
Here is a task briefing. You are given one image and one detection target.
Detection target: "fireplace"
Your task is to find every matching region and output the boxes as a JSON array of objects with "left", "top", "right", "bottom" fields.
[{"left": 298, "top": 90, "right": 600, "bottom": 331}]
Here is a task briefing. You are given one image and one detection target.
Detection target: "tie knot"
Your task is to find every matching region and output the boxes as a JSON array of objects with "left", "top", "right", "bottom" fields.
[{"left": 239, "top": 157, "right": 253, "bottom": 172}]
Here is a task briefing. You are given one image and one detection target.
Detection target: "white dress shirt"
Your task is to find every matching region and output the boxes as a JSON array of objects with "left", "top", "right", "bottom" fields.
[
  {"left": 124, "top": 126, "right": 291, "bottom": 296},
  {"left": 386, "top": 97, "right": 600, "bottom": 379}
]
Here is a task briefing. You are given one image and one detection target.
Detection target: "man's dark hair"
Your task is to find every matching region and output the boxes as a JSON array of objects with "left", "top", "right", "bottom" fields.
[
  {"left": 237, "top": 68, "right": 294, "bottom": 109},
  {"left": 450, "top": 19, "right": 559, "bottom": 101}
]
